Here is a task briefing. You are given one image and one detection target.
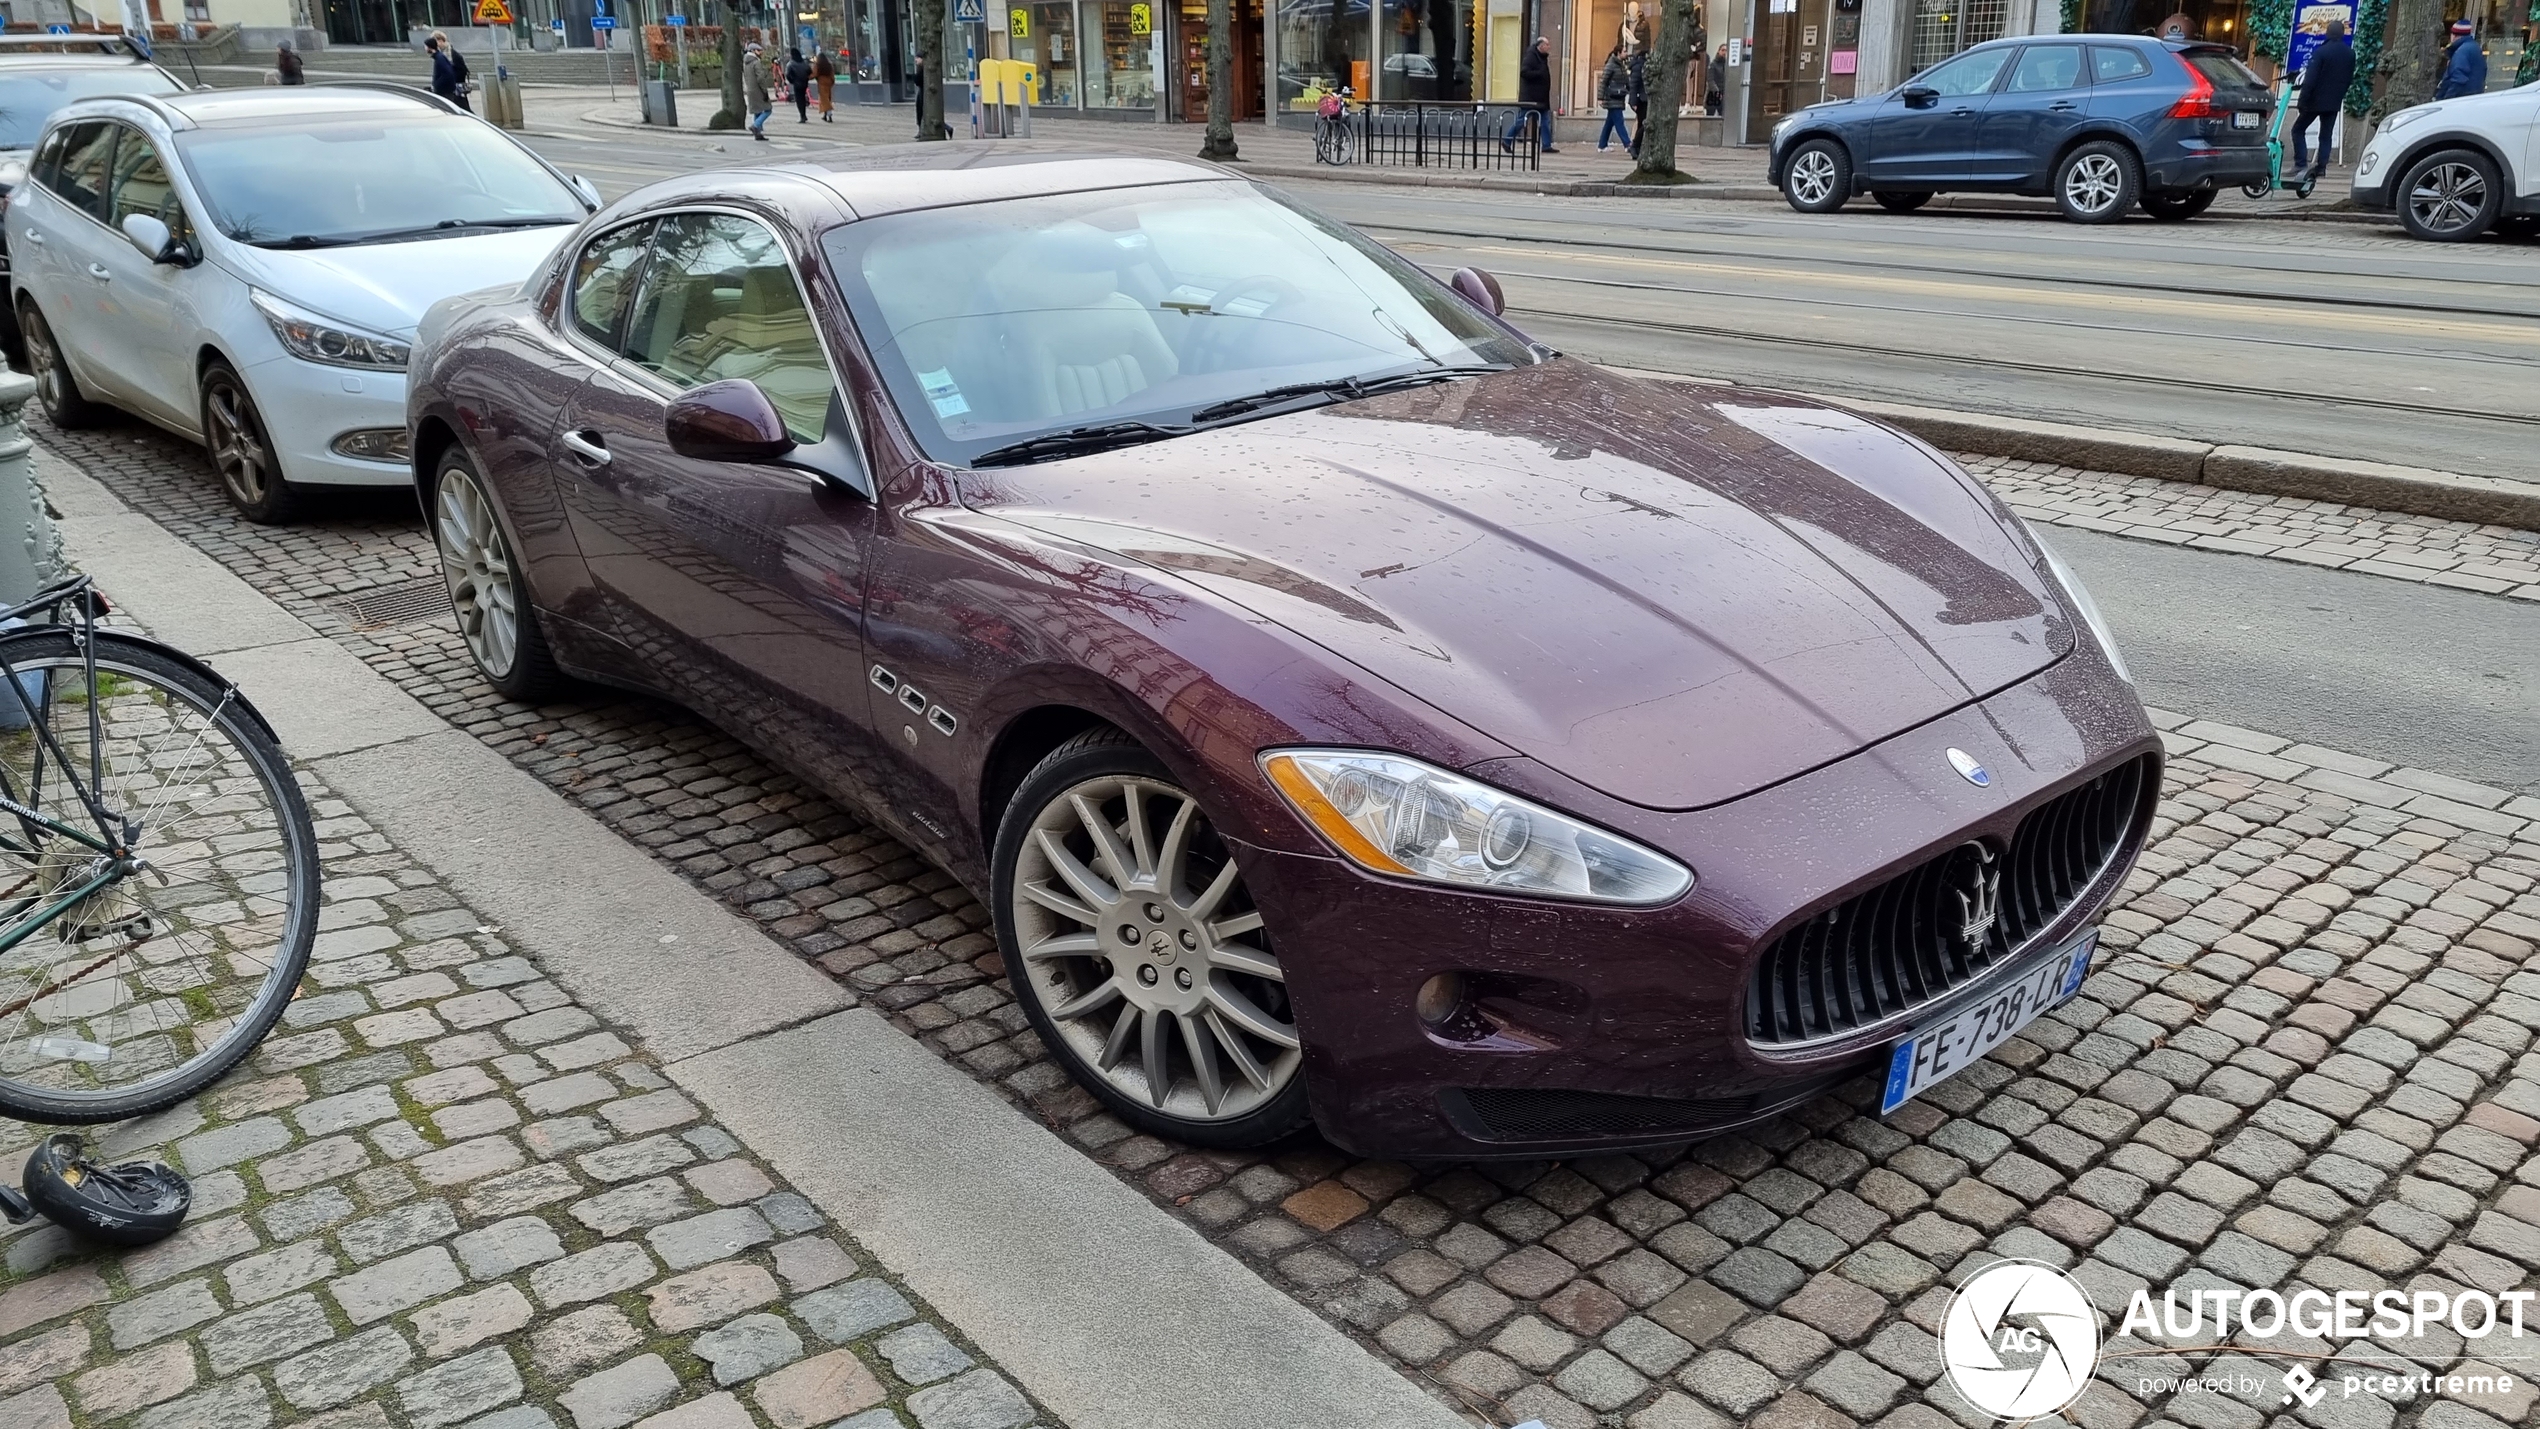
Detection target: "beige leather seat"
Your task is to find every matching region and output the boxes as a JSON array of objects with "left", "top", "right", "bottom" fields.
[{"left": 981, "top": 245, "right": 1178, "bottom": 421}]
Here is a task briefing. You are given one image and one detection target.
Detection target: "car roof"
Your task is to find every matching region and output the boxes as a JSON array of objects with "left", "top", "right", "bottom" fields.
[
  {"left": 51, "top": 83, "right": 463, "bottom": 132},
  {"left": 607, "top": 144, "right": 1232, "bottom": 224},
  {"left": 1965, "top": 32, "right": 2218, "bottom": 50}
]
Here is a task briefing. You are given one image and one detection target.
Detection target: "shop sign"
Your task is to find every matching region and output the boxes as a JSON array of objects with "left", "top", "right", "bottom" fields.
[
  {"left": 1008, "top": 7, "right": 1027, "bottom": 35},
  {"left": 2286, "top": 0, "right": 2356, "bottom": 77},
  {"left": 1128, "top": 2, "right": 1152, "bottom": 33}
]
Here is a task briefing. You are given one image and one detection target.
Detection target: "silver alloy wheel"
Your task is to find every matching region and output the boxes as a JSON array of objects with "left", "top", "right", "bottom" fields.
[
  {"left": 204, "top": 376, "right": 273, "bottom": 508},
  {"left": 2407, "top": 161, "right": 2487, "bottom": 235},
  {"left": 1011, "top": 773, "right": 1301, "bottom": 1121},
  {"left": 2063, "top": 153, "right": 2123, "bottom": 215},
  {"left": 435, "top": 468, "right": 520, "bottom": 678},
  {"left": 1790, "top": 149, "right": 1838, "bottom": 206},
  {"left": 22, "top": 311, "right": 66, "bottom": 416}
]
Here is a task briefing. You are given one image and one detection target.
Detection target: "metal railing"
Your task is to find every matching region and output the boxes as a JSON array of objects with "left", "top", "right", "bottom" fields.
[{"left": 1318, "top": 100, "right": 1545, "bottom": 171}]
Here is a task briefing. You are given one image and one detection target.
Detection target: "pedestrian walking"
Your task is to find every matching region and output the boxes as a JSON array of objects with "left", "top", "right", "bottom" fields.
[
  {"left": 276, "top": 39, "right": 304, "bottom": 84},
  {"left": 2434, "top": 19, "right": 2486, "bottom": 98},
  {"left": 1596, "top": 44, "right": 1631, "bottom": 151},
  {"left": 1626, "top": 45, "right": 1648, "bottom": 152},
  {"left": 745, "top": 42, "right": 773, "bottom": 140},
  {"left": 785, "top": 46, "right": 812, "bottom": 123},
  {"left": 815, "top": 47, "right": 836, "bottom": 121},
  {"left": 1704, "top": 44, "right": 1725, "bottom": 116},
  {"left": 912, "top": 50, "right": 925, "bottom": 135},
  {"left": 2289, "top": 18, "right": 2352, "bottom": 178},
  {"left": 1501, "top": 37, "right": 1557, "bottom": 153},
  {"left": 427, "top": 31, "right": 471, "bottom": 113}
]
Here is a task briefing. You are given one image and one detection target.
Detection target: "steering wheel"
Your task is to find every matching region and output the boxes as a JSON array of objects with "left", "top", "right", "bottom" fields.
[{"left": 1183, "top": 275, "right": 1308, "bottom": 372}]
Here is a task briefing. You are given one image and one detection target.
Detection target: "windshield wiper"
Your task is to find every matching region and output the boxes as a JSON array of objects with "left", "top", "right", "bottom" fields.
[
  {"left": 970, "top": 421, "right": 1194, "bottom": 469},
  {"left": 1187, "top": 364, "right": 1506, "bottom": 424},
  {"left": 253, "top": 233, "right": 365, "bottom": 249},
  {"left": 253, "top": 216, "right": 577, "bottom": 250},
  {"left": 430, "top": 215, "right": 579, "bottom": 230}
]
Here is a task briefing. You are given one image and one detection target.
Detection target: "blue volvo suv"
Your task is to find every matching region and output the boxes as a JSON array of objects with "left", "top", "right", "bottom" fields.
[{"left": 1768, "top": 35, "right": 2274, "bottom": 223}]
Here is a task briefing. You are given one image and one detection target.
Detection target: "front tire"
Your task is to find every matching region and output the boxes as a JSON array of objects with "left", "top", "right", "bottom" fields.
[
  {"left": 18, "top": 301, "right": 110, "bottom": 430},
  {"left": 993, "top": 728, "right": 1312, "bottom": 1149},
  {"left": 201, "top": 360, "right": 301, "bottom": 524},
  {"left": 433, "top": 448, "right": 566, "bottom": 703},
  {"left": 1872, "top": 190, "right": 1932, "bottom": 213},
  {"left": 1781, "top": 139, "right": 1851, "bottom": 213},
  {"left": 2055, "top": 141, "right": 2140, "bottom": 223},
  {"left": 2141, "top": 187, "right": 2216, "bottom": 221},
  {"left": 2396, "top": 148, "right": 2502, "bottom": 242}
]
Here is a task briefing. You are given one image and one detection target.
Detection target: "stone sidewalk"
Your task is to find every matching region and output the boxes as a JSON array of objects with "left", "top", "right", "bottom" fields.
[
  {"left": 16, "top": 405, "right": 2540, "bottom": 1429},
  {"left": 0, "top": 771, "right": 1053, "bottom": 1429}
]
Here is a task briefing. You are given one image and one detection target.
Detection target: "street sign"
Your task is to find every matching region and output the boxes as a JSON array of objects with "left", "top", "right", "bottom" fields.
[
  {"left": 798, "top": 23, "right": 815, "bottom": 43},
  {"left": 664, "top": 11, "right": 686, "bottom": 21},
  {"left": 953, "top": 0, "right": 984, "bottom": 22},
  {"left": 590, "top": 14, "right": 616, "bottom": 27},
  {"left": 44, "top": 22, "right": 69, "bottom": 32},
  {"left": 471, "top": 0, "right": 513, "bottom": 23}
]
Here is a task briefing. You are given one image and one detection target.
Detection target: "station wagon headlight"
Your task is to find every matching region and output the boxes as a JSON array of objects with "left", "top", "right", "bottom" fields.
[
  {"left": 1261, "top": 749, "right": 1693, "bottom": 905},
  {"left": 2033, "top": 530, "right": 2131, "bottom": 684},
  {"left": 252, "top": 290, "right": 411, "bottom": 371}
]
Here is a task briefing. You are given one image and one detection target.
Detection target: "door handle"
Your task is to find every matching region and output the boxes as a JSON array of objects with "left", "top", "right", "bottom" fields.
[
  {"left": 2048, "top": 100, "right": 2079, "bottom": 111},
  {"left": 558, "top": 429, "right": 612, "bottom": 467},
  {"left": 23, "top": 231, "right": 42, "bottom": 246},
  {"left": 86, "top": 264, "right": 111, "bottom": 282}
]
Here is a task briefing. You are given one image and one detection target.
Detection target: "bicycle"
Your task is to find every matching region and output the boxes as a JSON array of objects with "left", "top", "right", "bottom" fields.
[
  {"left": 1314, "top": 90, "right": 1355, "bottom": 165},
  {"left": 0, "top": 575, "right": 317, "bottom": 1126}
]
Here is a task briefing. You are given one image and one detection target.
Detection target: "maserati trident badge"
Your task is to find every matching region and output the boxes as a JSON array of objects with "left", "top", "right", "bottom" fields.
[
  {"left": 1948, "top": 748, "right": 1991, "bottom": 787},
  {"left": 1952, "top": 843, "right": 2003, "bottom": 951}
]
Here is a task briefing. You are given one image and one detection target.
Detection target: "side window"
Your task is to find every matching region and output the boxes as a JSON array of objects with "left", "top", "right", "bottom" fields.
[
  {"left": 42, "top": 122, "right": 117, "bottom": 221},
  {"left": 107, "top": 132, "right": 189, "bottom": 246},
  {"left": 570, "top": 220, "right": 655, "bottom": 351},
  {"left": 1916, "top": 49, "right": 2012, "bottom": 97},
  {"left": 2006, "top": 45, "right": 2086, "bottom": 93},
  {"left": 2091, "top": 46, "right": 2153, "bottom": 82},
  {"left": 624, "top": 212, "right": 836, "bottom": 446},
  {"left": 30, "top": 127, "right": 69, "bottom": 193}
]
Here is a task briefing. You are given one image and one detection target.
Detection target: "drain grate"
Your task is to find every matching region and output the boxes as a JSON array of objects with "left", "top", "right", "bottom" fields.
[{"left": 330, "top": 576, "right": 454, "bottom": 632}]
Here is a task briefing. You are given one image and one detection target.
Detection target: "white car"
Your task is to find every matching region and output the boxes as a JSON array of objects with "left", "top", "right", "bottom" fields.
[
  {"left": 2350, "top": 80, "right": 2540, "bottom": 242},
  {"left": 5, "top": 85, "right": 597, "bottom": 521}
]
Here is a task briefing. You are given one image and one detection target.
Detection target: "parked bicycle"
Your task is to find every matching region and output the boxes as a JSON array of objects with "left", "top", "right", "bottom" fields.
[
  {"left": 1314, "top": 89, "right": 1356, "bottom": 165},
  {"left": 0, "top": 575, "right": 318, "bottom": 1127}
]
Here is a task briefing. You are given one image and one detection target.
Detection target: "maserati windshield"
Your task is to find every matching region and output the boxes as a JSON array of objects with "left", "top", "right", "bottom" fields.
[{"left": 819, "top": 180, "right": 1533, "bottom": 466}]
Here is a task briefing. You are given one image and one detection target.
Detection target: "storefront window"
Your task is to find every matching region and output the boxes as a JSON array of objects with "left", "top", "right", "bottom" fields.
[
  {"left": 1084, "top": 0, "right": 1157, "bottom": 106},
  {"left": 1023, "top": 0, "right": 1079, "bottom": 103},
  {"left": 851, "top": 0, "right": 884, "bottom": 79},
  {"left": 1378, "top": 0, "right": 1445, "bottom": 99},
  {"left": 1910, "top": 0, "right": 2008, "bottom": 69},
  {"left": 1276, "top": 0, "right": 1369, "bottom": 112}
]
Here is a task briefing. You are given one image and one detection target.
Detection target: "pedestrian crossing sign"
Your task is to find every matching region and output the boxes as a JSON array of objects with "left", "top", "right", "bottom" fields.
[
  {"left": 953, "top": 0, "right": 984, "bottom": 21},
  {"left": 473, "top": 0, "right": 514, "bottom": 22}
]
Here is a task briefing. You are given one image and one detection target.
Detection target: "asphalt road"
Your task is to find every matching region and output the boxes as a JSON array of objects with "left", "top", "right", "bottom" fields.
[{"left": 512, "top": 127, "right": 2539, "bottom": 794}]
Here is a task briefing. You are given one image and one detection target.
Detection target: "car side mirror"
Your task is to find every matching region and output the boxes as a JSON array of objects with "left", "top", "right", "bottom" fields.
[
  {"left": 569, "top": 174, "right": 602, "bottom": 211},
  {"left": 121, "top": 213, "right": 184, "bottom": 265},
  {"left": 1902, "top": 85, "right": 1939, "bottom": 108},
  {"left": 665, "top": 379, "right": 796, "bottom": 463},
  {"left": 1449, "top": 267, "right": 1505, "bottom": 317}
]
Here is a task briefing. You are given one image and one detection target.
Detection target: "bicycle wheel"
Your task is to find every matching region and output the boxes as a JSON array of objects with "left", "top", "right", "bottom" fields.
[{"left": 0, "top": 630, "right": 318, "bottom": 1123}]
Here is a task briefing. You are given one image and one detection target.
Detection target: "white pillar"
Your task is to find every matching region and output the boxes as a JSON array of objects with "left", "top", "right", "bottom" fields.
[{"left": 1854, "top": 0, "right": 1906, "bottom": 89}]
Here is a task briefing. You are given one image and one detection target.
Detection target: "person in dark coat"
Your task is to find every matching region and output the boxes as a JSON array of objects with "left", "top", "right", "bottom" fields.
[
  {"left": 1626, "top": 46, "right": 1648, "bottom": 152},
  {"left": 1501, "top": 37, "right": 1557, "bottom": 152},
  {"left": 1595, "top": 45, "right": 1631, "bottom": 150},
  {"left": 2289, "top": 19, "right": 2353, "bottom": 178},
  {"left": 1704, "top": 44, "right": 1726, "bottom": 116},
  {"left": 276, "top": 40, "right": 304, "bottom": 84},
  {"left": 2434, "top": 20, "right": 2486, "bottom": 98},
  {"left": 427, "top": 32, "right": 470, "bottom": 113},
  {"left": 785, "top": 46, "right": 812, "bottom": 122}
]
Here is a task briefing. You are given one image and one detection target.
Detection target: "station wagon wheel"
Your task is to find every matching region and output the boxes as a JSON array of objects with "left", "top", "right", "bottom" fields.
[
  {"left": 17, "top": 301, "right": 109, "bottom": 430},
  {"left": 2054, "top": 141, "right": 2139, "bottom": 224},
  {"left": 996, "top": 730, "right": 1310, "bottom": 1148},
  {"left": 2396, "top": 149, "right": 2502, "bottom": 242},
  {"left": 200, "top": 360, "right": 300, "bottom": 524},
  {"left": 432, "top": 448, "right": 564, "bottom": 702},
  {"left": 1781, "top": 139, "right": 1851, "bottom": 214}
]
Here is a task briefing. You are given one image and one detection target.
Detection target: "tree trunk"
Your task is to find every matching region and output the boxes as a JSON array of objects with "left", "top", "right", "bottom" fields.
[
  {"left": 708, "top": 10, "right": 743, "bottom": 128},
  {"left": 2370, "top": 0, "right": 2442, "bottom": 116},
  {"left": 1200, "top": 0, "right": 1239, "bottom": 159},
  {"left": 1628, "top": 0, "right": 1699, "bottom": 181},
  {"left": 914, "top": 0, "right": 949, "bottom": 137}
]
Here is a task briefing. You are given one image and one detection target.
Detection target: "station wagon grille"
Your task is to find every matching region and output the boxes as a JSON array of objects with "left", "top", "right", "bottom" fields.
[{"left": 1744, "top": 755, "right": 2153, "bottom": 1047}]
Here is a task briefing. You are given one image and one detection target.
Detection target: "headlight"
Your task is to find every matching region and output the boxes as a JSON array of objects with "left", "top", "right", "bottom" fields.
[
  {"left": 2377, "top": 106, "right": 2430, "bottom": 134},
  {"left": 2032, "top": 528, "right": 2131, "bottom": 684},
  {"left": 251, "top": 289, "right": 411, "bottom": 370},
  {"left": 1260, "top": 749, "right": 1694, "bottom": 905}
]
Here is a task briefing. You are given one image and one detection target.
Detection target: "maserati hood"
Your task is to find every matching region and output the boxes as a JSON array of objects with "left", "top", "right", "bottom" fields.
[{"left": 971, "top": 361, "right": 2074, "bottom": 811}]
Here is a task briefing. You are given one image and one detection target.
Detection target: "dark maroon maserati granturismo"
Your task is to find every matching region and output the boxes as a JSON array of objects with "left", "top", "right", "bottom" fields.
[{"left": 406, "top": 146, "right": 2158, "bottom": 1159}]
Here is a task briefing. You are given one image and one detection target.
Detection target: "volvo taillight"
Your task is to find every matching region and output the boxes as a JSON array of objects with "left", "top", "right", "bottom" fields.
[{"left": 2168, "top": 63, "right": 2218, "bottom": 118}]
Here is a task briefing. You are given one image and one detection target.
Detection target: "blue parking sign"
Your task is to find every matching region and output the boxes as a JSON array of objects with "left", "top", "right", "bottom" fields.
[
  {"left": 45, "top": 22, "right": 69, "bottom": 32},
  {"left": 591, "top": 14, "right": 616, "bottom": 27}
]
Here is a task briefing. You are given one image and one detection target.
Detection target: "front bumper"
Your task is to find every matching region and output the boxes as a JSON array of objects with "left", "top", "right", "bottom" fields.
[
  {"left": 1256, "top": 645, "right": 2158, "bottom": 1160},
  {"left": 242, "top": 353, "right": 415, "bottom": 489}
]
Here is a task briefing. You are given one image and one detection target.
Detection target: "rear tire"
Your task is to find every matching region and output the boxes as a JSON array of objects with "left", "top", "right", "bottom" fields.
[
  {"left": 18, "top": 301, "right": 110, "bottom": 431},
  {"left": 2055, "top": 141, "right": 2140, "bottom": 223},
  {"left": 201, "top": 361, "right": 302, "bottom": 524},
  {"left": 2141, "top": 187, "right": 2216, "bottom": 221},
  {"left": 1873, "top": 190, "right": 1932, "bottom": 214},
  {"left": 1781, "top": 139, "right": 1852, "bottom": 213},
  {"left": 2396, "top": 148, "right": 2502, "bottom": 242}
]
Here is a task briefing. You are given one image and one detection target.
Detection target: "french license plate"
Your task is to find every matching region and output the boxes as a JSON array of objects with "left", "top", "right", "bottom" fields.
[
  {"left": 1881, "top": 931, "right": 2097, "bottom": 1114},
  {"left": 2232, "top": 110, "right": 2262, "bottom": 130}
]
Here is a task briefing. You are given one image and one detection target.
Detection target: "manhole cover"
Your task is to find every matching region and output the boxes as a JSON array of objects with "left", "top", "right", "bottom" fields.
[{"left": 330, "top": 576, "right": 453, "bottom": 632}]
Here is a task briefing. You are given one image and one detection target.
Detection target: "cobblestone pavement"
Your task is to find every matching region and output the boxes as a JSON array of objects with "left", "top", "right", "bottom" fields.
[
  {"left": 0, "top": 764, "right": 1054, "bottom": 1429},
  {"left": 23, "top": 414, "right": 2540, "bottom": 1429},
  {"left": 1967, "top": 457, "right": 2540, "bottom": 605}
]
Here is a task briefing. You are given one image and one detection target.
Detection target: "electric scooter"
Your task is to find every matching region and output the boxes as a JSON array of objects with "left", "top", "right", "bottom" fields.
[{"left": 2243, "top": 74, "right": 2318, "bottom": 199}]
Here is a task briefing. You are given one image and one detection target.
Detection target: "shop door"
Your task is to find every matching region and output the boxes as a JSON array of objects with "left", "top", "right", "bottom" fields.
[
  {"left": 1745, "top": 0, "right": 1834, "bottom": 143},
  {"left": 1178, "top": 0, "right": 1263, "bottom": 120}
]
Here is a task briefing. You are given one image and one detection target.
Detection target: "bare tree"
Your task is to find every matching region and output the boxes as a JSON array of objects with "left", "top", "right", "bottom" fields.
[
  {"left": 708, "top": 5, "right": 744, "bottom": 129},
  {"left": 914, "top": 0, "right": 949, "bottom": 137},
  {"left": 2371, "top": 0, "right": 2443, "bottom": 115},
  {"left": 1199, "top": 0, "right": 1239, "bottom": 159},
  {"left": 1627, "top": 0, "right": 1699, "bottom": 182}
]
